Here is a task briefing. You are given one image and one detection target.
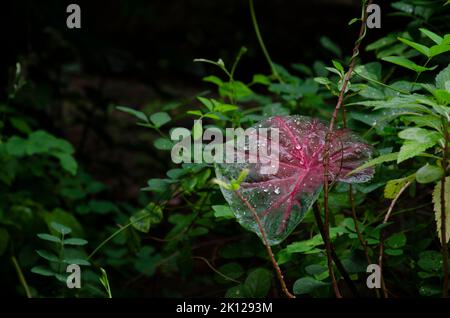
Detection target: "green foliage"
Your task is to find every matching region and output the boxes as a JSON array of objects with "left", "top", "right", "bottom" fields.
[{"left": 2, "top": 0, "right": 450, "bottom": 299}]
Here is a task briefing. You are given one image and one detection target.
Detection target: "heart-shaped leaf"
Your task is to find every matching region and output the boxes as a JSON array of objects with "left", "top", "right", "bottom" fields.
[{"left": 215, "top": 115, "right": 373, "bottom": 245}]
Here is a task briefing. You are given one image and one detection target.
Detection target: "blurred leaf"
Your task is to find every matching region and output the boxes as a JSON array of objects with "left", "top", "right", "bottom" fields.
[
  {"left": 150, "top": 112, "right": 171, "bottom": 128},
  {"left": 116, "top": 106, "right": 148, "bottom": 122},
  {"left": 293, "top": 277, "right": 328, "bottom": 295},
  {"left": 244, "top": 268, "right": 272, "bottom": 297}
]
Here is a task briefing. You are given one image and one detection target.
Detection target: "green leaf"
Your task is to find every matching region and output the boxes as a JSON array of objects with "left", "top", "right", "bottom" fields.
[
  {"left": 332, "top": 60, "right": 344, "bottom": 74},
  {"left": 432, "top": 177, "right": 450, "bottom": 245},
  {"left": 397, "top": 140, "right": 438, "bottom": 163},
  {"left": 31, "top": 266, "right": 55, "bottom": 277},
  {"left": 130, "top": 203, "right": 163, "bottom": 233},
  {"left": 50, "top": 222, "right": 72, "bottom": 235},
  {"left": 36, "top": 250, "right": 59, "bottom": 262},
  {"left": 398, "top": 37, "right": 429, "bottom": 56},
  {"left": 197, "top": 97, "right": 214, "bottom": 111},
  {"left": 116, "top": 106, "right": 148, "bottom": 122},
  {"left": 53, "top": 152, "right": 78, "bottom": 175},
  {"left": 149, "top": 112, "right": 171, "bottom": 128},
  {"left": 219, "top": 81, "right": 253, "bottom": 99},
  {"left": 214, "top": 103, "right": 239, "bottom": 113},
  {"left": 348, "top": 152, "right": 398, "bottom": 176},
  {"left": 153, "top": 138, "right": 173, "bottom": 150},
  {"left": 37, "top": 233, "right": 61, "bottom": 243},
  {"left": 386, "top": 232, "right": 407, "bottom": 249},
  {"left": 212, "top": 205, "right": 234, "bottom": 219},
  {"left": 203, "top": 75, "right": 223, "bottom": 86},
  {"left": 384, "top": 175, "right": 415, "bottom": 199},
  {"left": 385, "top": 249, "right": 403, "bottom": 256},
  {"left": 63, "top": 258, "right": 91, "bottom": 266},
  {"left": 436, "top": 63, "right": 450, "bottom": 91},
  {"left": 244, "top": 268, "right": 272, "bottom": 298},
  {"left": 5, "top": 136, "right": 27, "bottom": 156},
  {"left": 216, "top": 263, "right": 244, "bottom": 284},
  {"left": 381, "top": 56, "right": 434, "bottom": 73},
  {"left": 187, "top": 110, "right": 203, "bottom": 117},
  {"left": 143, "top": 178, "right": 175, "bottom": 193},
  {"left": 252, "top": 74, "right": 271, "bottom": 85},
  {"left": 319, "top": 36, "right": 341, "bottom": 57},
  {"left": 420, "top": 28, "right": 442, "bottom": 45},
  {"left": 398, "top": 127, "right": 441, "bottom": 143},
  {"left": 429, "top": 44, "right": 450, "bottom": 58},
  {"left": 293, "top": 277, "right": 328, "bottom": 295},
  {"left": 416, "top": 164, "right": 443, "bottom": 184},
  {"left": 63, "top": 238, "right": 88, "bottom": 246},
  {"left": 366, "top": 36, "right": 397, "bottom": 51}
]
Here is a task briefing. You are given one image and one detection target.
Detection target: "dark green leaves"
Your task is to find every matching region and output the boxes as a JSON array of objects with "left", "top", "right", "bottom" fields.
[
  {"left": 130, "top": 203, "right": 163, "bottom": 233},
  {"left": 293, "top": 277, "right": 328, "bottom": 295}
]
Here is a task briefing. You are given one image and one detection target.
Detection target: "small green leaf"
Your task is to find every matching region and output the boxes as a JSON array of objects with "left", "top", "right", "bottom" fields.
[
  {"left": 319, "top": 36, "right": 342, "bottom": 57},
  {"left": 244, "top": 268, "right": 272, "bottom": 298},
  {"left": 150, "top": 112, "right": 171, "bottom": 128},
  {"left": 153, "top": 138, "right": 173, "bottom": 150},
  {"left": 386, "top": 232, "right": 407, "bottom": 249},
  {"left": 37, "top": 233, "right": 61, "bottom": 243},
  {"left": 252, "top": 74, "right": 271, "bottom": 85},
  {"left": 197, "top": 97, "right": 214, "bottom": 111},
  {"left": 382, "top": 56, "right": 435, "bottom": 73},
  {"left": 398, "top": 140, "right": 438, "bottom": 163},
  {"left": 143, "top": 178, "right": 175, "bottom": 193},
  {"left": 63, "top": 238, "right": 88, "bottom": 246},
  {"left": 203, "top": 75, "right": 223, "bottom": 86},
  {"left": 53, "top": 152, "right": 78, "bottom": 175},
  {"left": 348, "top": 152, "right": 398, "bottom": 176},
  {"left": 187, "top": 110, "right": 203, "bottom": 117},
  {"left": 63, "top": 258, "right": 91, "bottom": 266},
  {"left": 420, "top": 28, "right": 443, "bottom": 45},
  {"left": 31, "top": 266, "right": 55, "bottom": 277},
  {"left": 116, "top": 106, "right": 148, "bottom": 122},
  {"left": 130, "top": 203, "right": 163, "bottom": 233},
  {"left": 293, "top": 277, "right": 328, "bottom": 295},
  {"left": 416, "top": 164, "right": 443, "bottom": 184},
  {"left": 50, "top": 222, "right": 72, "bottom": 235},
  {"left": 212, "top": 205, "right": 234, "bottom": 219},
  {"left": 429, "top": 45, "right": 450, "bottom": 58},
  {"left": 385, "top": 249, "right": 403, "bottom": 256},
  {"left": 384, "top": 175, "right": 415, "bottom": 199},
  {"left": 398, "top": 37, "right": 429, "bottom": 57},
  {"left": 36, "top": 250, "right": 59, "bottom": 262}
]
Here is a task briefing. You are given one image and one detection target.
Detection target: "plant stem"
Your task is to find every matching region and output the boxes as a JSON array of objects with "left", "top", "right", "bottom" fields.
[
  {"left": 313, "top": 203, "right": 359, "bottom": 297},
  {"left": 249, "top": 0, "right": 283, "bottom": 83},
  {"left": 348, "top": 185, "right": 373, "bottom": 267},
  {"left": 378, "top": 180, "right": 412, "bottom": 298},
  {"left": 88, "top": 212, "right": 153, "bottom": 260},
  {"left": 322, "top": 0, "right": 372, "bottom": 299},
  {"left": 440, "top": 118, "right": 449, "bottom": 298},
  {"left": 11, "top": 256, "right": 32, "bottom": 298},
  {"left": 235, "top": 190, "right": 295, "bottom": 298}
]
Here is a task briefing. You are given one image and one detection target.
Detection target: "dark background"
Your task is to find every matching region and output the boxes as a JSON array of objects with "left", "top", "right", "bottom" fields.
[{"left": 3, "top": 0, "right": 394, "bottom": 200}]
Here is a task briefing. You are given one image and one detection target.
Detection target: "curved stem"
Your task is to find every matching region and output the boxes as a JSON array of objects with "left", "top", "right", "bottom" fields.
[
  {"left": 249, "top": 0, "right": 283, "bottom": 83},
  {"left": 322, "top": 0, "right": 372, "bottom": 298},
  {"left": 378, "top": 180, "right": 412, "bottom": 298},
  {"left": 11, "top": 256, "right": 32, "bottom": 298},
  {"left": 235, "top": 190, "right": 295, "bottom": 298}
]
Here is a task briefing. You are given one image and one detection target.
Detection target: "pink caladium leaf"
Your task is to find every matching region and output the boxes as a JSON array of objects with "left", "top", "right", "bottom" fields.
[{"left": 215, "top": 115, "right": 374, "bottom": 245}]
